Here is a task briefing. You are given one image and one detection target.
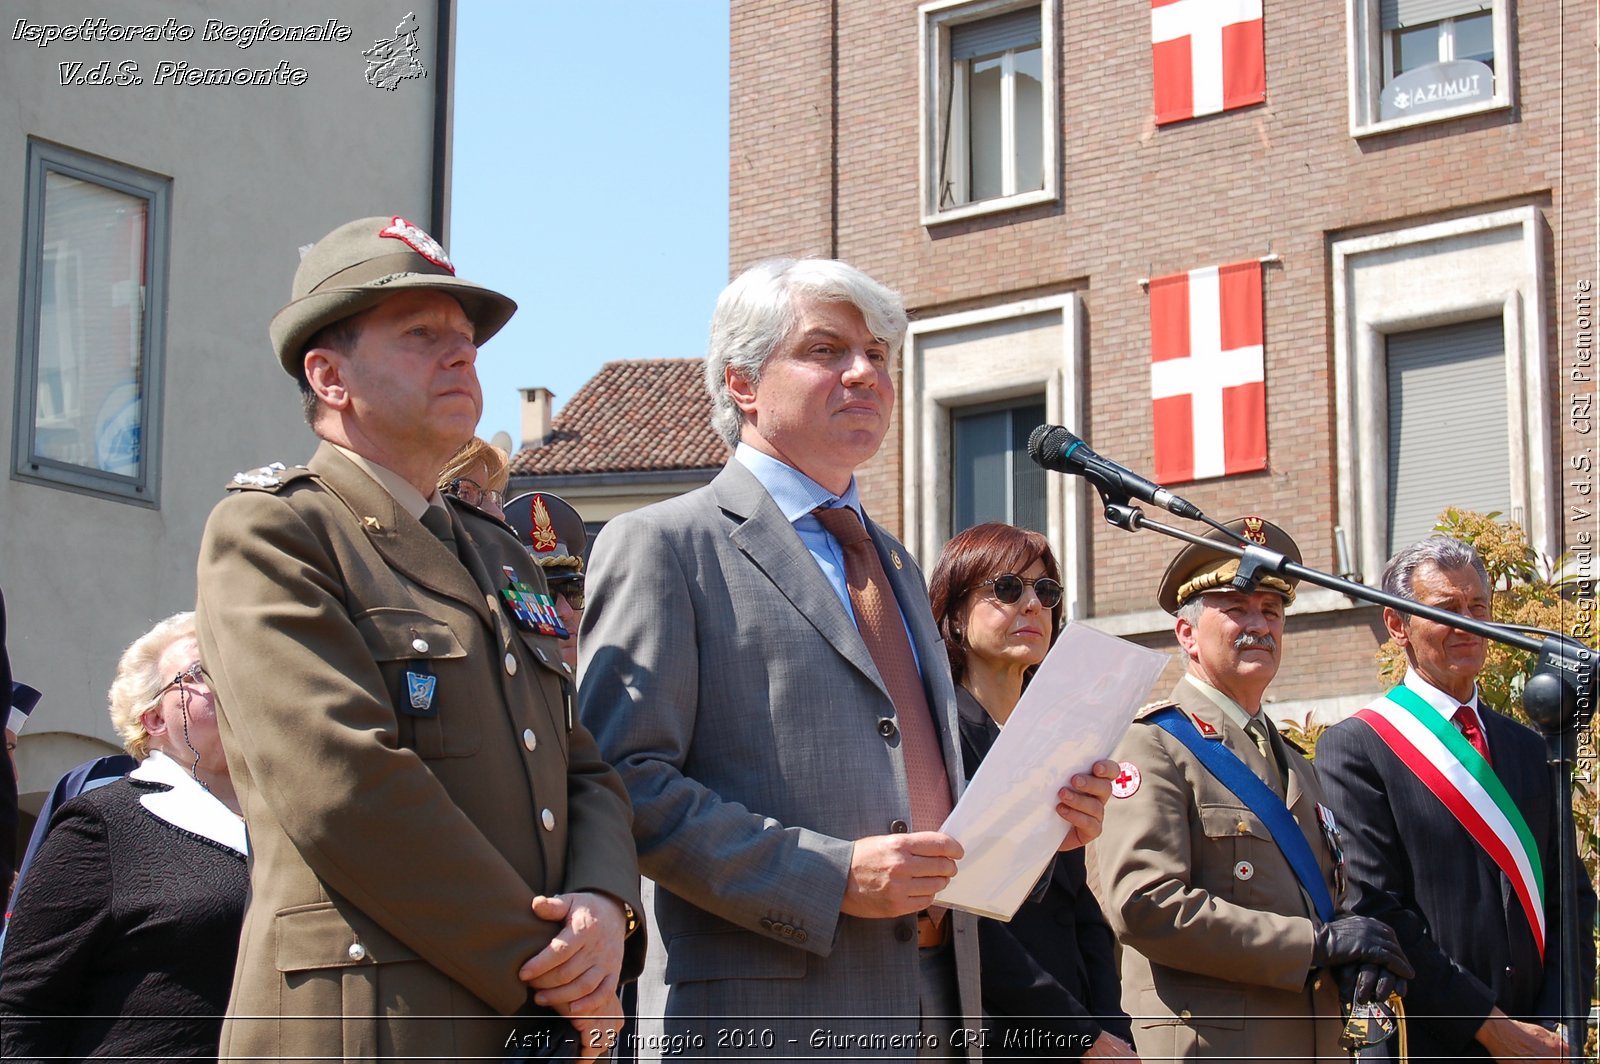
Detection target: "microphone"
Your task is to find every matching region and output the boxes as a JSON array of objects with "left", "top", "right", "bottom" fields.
[{"left": 1027, "top": 425, "right": 1204, "bottom": 520}]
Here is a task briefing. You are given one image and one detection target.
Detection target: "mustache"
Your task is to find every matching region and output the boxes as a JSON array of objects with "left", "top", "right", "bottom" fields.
[{"left": 1234, "top": 633, "right": 1277, "bottom": 652}]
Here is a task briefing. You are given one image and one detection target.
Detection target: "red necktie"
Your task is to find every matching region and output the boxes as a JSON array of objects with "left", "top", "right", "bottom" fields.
[
  {"left": 1454, "top": 704, "right": 1492, "bottom": 765},
  {"left": 813, "top": 506, "right": 954, "bottom": 836}
]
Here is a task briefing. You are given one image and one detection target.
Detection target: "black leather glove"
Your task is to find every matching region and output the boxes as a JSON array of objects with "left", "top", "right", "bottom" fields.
[
  {"left": 1337, "top": 961, "right": 1410, "bottom": 1005},
  {"left": 1313, "top": 915, "right": 1415, "bottom": 977}
]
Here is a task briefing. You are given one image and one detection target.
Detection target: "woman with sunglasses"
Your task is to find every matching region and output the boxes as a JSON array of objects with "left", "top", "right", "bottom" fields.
[
  {"left": 0, "top": 612, "right": 246, "bottom": 1062},
  {"left": 930, "top": 524, "right": 1137, "bottom": 1061}
]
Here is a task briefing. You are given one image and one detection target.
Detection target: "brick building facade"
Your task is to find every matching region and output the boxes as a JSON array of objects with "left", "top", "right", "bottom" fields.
[{"left": 727, "top": 0, "right": 1596, "bottom": 718}]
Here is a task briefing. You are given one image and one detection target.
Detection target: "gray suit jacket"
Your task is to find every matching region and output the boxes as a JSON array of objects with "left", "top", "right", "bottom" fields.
[{"left": 580, "top": 460, "right": 982, "bottom": 1057}]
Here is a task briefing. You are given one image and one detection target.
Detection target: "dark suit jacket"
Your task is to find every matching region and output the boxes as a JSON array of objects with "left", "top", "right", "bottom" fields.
[
  {"left": 1318, "top": 699, "right": 1597, "bottom": 1058},
  {"left": 956, "top": 688, "right": 1130, "bottom": 1059}
]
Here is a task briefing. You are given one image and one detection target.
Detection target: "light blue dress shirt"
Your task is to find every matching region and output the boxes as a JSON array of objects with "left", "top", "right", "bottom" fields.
[{"left": 734, "top": 443, "right": 922, "bottom": 668}]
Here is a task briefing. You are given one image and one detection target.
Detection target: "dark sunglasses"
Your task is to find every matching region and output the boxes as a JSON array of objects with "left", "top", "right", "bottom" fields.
[{"left": 977, "top": 574, "right": 1063, "bottom": 609}]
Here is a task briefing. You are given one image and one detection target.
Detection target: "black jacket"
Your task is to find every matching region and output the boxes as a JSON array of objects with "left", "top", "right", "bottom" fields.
[{"left": 956, "top": 687, "right": 1132, "bottom": 1059}]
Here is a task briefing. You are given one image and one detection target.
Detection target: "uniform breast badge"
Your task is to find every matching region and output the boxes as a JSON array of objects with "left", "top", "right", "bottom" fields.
[
  {"left": 500, "top": 566, "right": 569, "bottom": 639},
  {"left": 402, "top": 664, "right": 438, "bottom": 718}
]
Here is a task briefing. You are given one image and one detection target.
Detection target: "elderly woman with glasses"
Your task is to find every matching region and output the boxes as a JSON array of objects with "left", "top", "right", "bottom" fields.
[
  {"left": 439, "top": 436, "right": 510, "bottom": 521},
  {"left": 0, "top": 612, "right": 246, "bottom": 1063},
  {"left": 930, "top": 524, "right": 1136, "bottom": 1061}
]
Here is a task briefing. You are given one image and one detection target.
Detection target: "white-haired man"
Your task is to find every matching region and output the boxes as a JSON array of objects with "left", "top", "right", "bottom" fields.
[
  {"left": 1317, "top": 535, "right": 1596, "bottom": 1060},
  {"left": 579, "top": 258, "right": 1117, "bottom": 1057}
]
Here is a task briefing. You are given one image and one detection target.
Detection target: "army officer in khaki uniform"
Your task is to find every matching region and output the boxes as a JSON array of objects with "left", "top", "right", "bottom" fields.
[
  {"left": 1091, "top": 519, "right": 1412, "bottom": 1061},
  {"left": 195, "top": 217, "right": 643, "bottom": 1061}
]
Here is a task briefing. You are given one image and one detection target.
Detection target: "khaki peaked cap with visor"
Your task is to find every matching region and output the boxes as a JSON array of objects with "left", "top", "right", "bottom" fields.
[
  {"left": 1156, "top": 516, "right": 1303, "bottom": 615},
  {"left": 269, "top": 215, "right": 517, "bottom": 376}
]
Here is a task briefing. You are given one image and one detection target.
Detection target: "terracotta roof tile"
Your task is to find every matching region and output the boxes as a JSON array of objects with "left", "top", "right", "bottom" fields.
[{"left": 509, "top": 359, "right": 730, "bottom": 476}]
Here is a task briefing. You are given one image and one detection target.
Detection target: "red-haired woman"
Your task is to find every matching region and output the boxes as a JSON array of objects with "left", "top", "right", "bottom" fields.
[{"left": 930, "top": 523, "right": 1136, "bottom": 1061}]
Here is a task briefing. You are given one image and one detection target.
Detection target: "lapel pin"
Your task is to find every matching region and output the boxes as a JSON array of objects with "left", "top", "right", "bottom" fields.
[
  {"left": 362, "top": 516, "right": 381, "bottom": 531},
  {"left": 890, "top": 550, "right": 903, "bottom": 571}
]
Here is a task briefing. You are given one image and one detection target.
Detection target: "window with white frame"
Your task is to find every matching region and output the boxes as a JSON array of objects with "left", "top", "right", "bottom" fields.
[
  {"left": 1331, "top": 207, "right": 1550, "bottom": 582},
  {"left": 900, "top": 296, "right": 1085, "bottom": 615},
  {"left": 14, "top": 142, "right": 170, "bottom": 503},
  {"left": 1348, "top": 0, "right": 1508, "bottom": 133},
  {"left": 1384, "top": 318, "right": 1510, "bottom": 552},
  {"left": 952, "top": 397, "right": 1048, "bottom": 534},
  {"left": 921, "top": 0, "right": 1057, "bottom": 224}
]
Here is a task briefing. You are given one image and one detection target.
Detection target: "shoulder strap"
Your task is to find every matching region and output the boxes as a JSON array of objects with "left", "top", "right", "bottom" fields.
[{"left": 1149, "top": 706, "right": 1335, "bottom": 922}]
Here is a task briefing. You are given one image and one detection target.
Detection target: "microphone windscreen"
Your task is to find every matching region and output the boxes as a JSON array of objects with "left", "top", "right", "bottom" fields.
[{"left": 1027, "top": 424, "right": 1075, "bottom": 469}]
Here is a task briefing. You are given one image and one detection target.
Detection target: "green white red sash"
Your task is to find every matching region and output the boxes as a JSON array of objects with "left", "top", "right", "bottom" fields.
[{"left": 1354, "top": 685, "right": 1545, "bottom": 959}]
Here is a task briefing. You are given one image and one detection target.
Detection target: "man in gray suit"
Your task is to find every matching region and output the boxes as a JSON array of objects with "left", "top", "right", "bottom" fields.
[{"left": 580, "top": 258, "right": 1117, "bottom": 1058}]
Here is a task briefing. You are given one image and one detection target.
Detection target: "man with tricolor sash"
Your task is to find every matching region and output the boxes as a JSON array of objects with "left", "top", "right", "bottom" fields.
[
  {"left": 1095, "top": 517, "right": 1415, "bottom": 1061},
  {"left": 1318, "top": 536, "right": 1595, "bottom": 1060}
]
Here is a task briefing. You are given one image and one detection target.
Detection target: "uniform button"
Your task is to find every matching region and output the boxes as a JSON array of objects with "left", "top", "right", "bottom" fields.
[
  {"left": 541, "top": 808, "right": 556, "bottom": 831},
  {"left": 1236, "top": 820, "right": 1250, "bottom": 834},
  {"left": 522, "top": 728, "right": 538, "bottom": 752},
  {"left": 348, "top": 942, "right": 367, "bottom": 962},
  {"left": 781, "top": 924, "right": 794, "bottom": 937},
  {"left": 505, "top": 653, "right": 518, "bottom": 675},
  {"left": 759, "top": 918, "right": 773, "bottom": 930},
  {"left": 794, "top": 929, "right": 808, "bottom": 943},
  {"left": 877, "top": 718, "right": 898, "bottom": 739},
  {"left": 411, "top": 637, "right": 429, "bottom": 653},
  {"left": 890, "top": 819, "right": 909, "bottom": 833},
  {"left": 894, "top": 923, "right": 913, "bottom": 943},
  {"left": 1179, "top": 1009, "right": 1192, "bottom": 1021}
]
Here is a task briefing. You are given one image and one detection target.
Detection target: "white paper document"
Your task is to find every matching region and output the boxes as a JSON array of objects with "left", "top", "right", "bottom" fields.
[{"left": 933, "top": 623, "right": 1170, "bottom": 920}]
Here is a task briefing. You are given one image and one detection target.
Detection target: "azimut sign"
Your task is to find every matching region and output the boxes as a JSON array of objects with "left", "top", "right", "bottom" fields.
[{"left": 1380, "top": 59, "right": 1494, "bottom": 121}]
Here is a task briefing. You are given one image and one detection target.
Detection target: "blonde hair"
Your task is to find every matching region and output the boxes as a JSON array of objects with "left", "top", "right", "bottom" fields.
[
  {"left": 438, "top": 436, "right": 510, "bottom": 494},
  {"left": 107, "top": 612, "right": 196, "bottom": 760}
]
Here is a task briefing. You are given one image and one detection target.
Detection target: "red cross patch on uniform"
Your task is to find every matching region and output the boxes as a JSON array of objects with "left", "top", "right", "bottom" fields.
[
  {"left": 378, "top": 216, "right": 455, "bottom": 272},
  {"left": 1111, "top": 761, "right": 1141, "bottom": 799}
]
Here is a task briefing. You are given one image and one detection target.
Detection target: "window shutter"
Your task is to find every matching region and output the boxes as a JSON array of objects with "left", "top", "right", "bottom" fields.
[
  {"left": 1380, "top": 0, "right": 1491, "bottom": 30},
  {"left": 1385, "top": 318, "right": 1508, "bottom": 553},
  {"left": 950, "top": 7, "right": 1041, "bottom": 61}
]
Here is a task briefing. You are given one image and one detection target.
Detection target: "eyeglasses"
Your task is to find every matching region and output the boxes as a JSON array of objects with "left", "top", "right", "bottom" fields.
[
  {"left": 977, "top": 574, "right": 1064, "bottom": 609},
  {"left": 148, "top": 662, "right": 207, "bottom": 707},
  {"left": 551, "top": 581, "right": 585, "bottom": 612},
  {"left": 449, "top": 477, "right": 504, "bottom": 512}
]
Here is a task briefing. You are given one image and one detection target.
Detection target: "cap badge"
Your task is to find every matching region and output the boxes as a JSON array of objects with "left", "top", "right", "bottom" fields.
[
  {"left": 530, "top": 494, "right": 559, "bottom": 553},
  {"left": 377, "top": 216, "right": 454, "bottom": 273},
  {"left": 1241, "top": 517, "right": 1268, "bottom": 545}
]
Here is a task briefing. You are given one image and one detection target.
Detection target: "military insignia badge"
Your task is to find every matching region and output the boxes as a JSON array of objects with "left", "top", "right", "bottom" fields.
[
  {"left": 499, "top": 566, "right": 568, "bottom": 638},
  {"left": 1192, "top": 713, "right": 1219, "bottom": 737},
  {"left": 1111, "top": 761, "right": 1141, "bottom": 798},
  {"left": 377, "top": 216, "right": 454, "bottom": 272},
  {"left": 1241, "top": 516, "right": 1268, "bottom": 545},
  {"left": 231, "top": 461, "right": 287, "bottom": 488},
  {"left": 403, "top": 668, "right": 438, "bottom": 717},
  {"left": 1233, "top": 860, "right": 1254, "bottom": 881},
  {"left": 530, "top": 494, "right": 560, "bottom": 553}
]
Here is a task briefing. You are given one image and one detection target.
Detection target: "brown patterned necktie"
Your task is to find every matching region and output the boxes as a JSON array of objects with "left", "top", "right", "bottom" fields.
[
  {"left": 1245, "top": 716, "right": 1286, "bottom": 793},
  {"left": 812, "top": 506, "right": 953, "bottom": 836}
]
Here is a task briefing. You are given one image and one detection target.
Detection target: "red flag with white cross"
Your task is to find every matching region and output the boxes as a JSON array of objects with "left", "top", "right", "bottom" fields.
[
  {"left": 1151, "top": 0, "right": 1265, "bottom": 125},
  {"left": 1149, "top": 260, "right": 1267, "bottom": 484}
]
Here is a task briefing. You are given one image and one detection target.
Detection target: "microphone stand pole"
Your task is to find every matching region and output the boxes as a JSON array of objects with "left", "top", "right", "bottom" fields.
[{"left": 1097, "top": 494, "right": 1596, "bottom": 1061}]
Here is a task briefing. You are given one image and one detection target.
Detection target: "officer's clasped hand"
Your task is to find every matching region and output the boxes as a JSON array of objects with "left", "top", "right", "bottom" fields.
[{"left": 1313, "top": 915, "right": 1415, "bottom": 1003}]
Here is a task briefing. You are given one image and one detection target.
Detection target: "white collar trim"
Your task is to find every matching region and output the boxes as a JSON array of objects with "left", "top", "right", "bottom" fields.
[{"left": 132, "top": 752, "right": 248, "bottom": 856}]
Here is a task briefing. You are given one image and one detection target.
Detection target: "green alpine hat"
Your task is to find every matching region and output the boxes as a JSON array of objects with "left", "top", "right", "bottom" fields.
[{"left": 268, "top": 215, "right": 517, "bottom": 377}]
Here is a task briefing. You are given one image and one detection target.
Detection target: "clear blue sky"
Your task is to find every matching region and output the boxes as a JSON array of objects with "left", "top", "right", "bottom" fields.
[{"left": 450, "top": 2, "right": 731, "bottom": 446}]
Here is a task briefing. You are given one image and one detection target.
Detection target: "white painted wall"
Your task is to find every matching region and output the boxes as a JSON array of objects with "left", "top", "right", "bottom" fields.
[{"left": 1, "top": 0, "right": 449, "bottom": 806}]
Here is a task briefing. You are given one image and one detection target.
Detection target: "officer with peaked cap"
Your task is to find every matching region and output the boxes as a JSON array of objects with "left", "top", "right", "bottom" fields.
[
  {"left": 1090, "top": 517, "right": 1413, "bottom": 1061},
  {"left": 194, "top": 216, "right": 642, "bottom": 1061},
  {"left": 504, "top": 492, "right": 587, "bottom": 672}
]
